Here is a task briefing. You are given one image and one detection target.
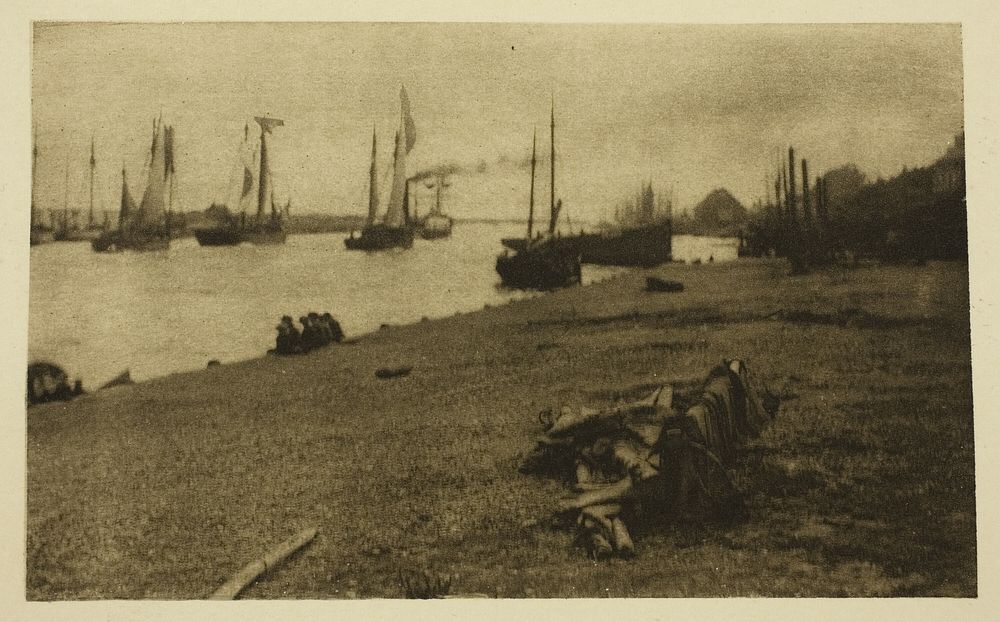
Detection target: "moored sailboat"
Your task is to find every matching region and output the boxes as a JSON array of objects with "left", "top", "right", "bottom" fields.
[
  {"left": 345, "top": 87, "right": 417, "bottom": 251},
  {"left": 92, "top": 117, "right": 173, "bottom": 252},
  {"left": 54, "top": 138, "right": 106, "bottom": 242},
  {"left": 496, "top": 104, "right": 581, "bottom": 290},
  {"left": 194, "top": 117, "right": 287, "bottom": 246}
]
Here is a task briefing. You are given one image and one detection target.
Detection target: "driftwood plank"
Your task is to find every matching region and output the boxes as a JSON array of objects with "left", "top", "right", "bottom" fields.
[{"left": 208, "top": 527, "right": 318, "bottom": 600}]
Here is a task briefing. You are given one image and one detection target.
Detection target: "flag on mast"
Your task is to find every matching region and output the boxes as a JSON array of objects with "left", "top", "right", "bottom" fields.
[{"left": 255, "top": 116, "right": 285, "bottom": 134}]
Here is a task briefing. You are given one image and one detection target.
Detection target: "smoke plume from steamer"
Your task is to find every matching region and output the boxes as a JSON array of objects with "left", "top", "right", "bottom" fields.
[{"left": 408, "top": 145, "right": 553, "bottom": 184}]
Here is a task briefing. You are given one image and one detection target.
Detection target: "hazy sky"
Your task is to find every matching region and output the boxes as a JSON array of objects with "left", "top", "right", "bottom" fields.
[{"left": 32, "top": 22, "right": 964, "bottom": 222}]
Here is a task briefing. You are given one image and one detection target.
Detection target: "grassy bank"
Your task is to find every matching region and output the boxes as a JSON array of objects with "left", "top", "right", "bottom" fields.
[{"left": 26, "top": 259, "right": 975, "bottom": 598}]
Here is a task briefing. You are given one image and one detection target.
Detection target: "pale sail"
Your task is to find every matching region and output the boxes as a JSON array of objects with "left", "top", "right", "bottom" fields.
[
  {"left": 119, "top": 168, "right": 137, "bottom": 230},
  {"left": 137, "top": 117, "right": 167, "bottom": 230},
  {"left": 384, "top": 86, "right": 415, "bottom": 228},
  {"left": 367, "top": 126, "right": 379, "bottom": 226},
  {"left": 254, "top": 116, "right": 284, "bottom": 221},
  {"left": 236, "top": 128, "right": 258, "bottom": 214}
]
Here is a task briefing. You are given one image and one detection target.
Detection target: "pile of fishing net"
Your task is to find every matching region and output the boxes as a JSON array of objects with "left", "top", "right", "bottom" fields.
[{"left": 521, "top": 359, "right": 779, "bottom": 559}]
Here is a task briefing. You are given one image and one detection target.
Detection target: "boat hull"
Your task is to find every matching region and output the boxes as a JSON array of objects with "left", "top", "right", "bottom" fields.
[
  {"left": 417, "top": 215, "right": 453, "bottom": 240},
  {"left": 30, "top": 229, "right": 55, "bottom": 246},
  {"left": 577, "top": 223, "right": 672, "bottom": 267},
  {"left": 495, "top": 242, "right": 582, "bottom": 290},
  {"left": 502, "top": 224, "right": 672, "bottom": 267},
  {"left": 193, "top": 227, "right": 241, "bottom": 246},
  {"left": 344, "top": 224, "right": 414, "bottom": 251},
  {"left": 419, "top": 226, "right": 452, "bottom": 240},
  {"left": 193, "top": 225, "right": 287, "bottom": 246}
]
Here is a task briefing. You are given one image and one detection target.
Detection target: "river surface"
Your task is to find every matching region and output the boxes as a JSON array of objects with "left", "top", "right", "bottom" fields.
[{"left": 29, "top": 223, "right": 623, "bottom": 387}]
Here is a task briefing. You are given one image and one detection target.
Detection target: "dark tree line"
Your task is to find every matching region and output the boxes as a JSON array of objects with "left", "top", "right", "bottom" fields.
[{"left": 744, "top": 134, "right": 967, "bottom": 270}]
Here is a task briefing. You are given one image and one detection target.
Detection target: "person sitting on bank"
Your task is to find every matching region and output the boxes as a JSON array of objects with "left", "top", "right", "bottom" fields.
[
  {"left": 274, "top": 315, "right": 301, "bottom": 355},
  {"left": 298, "top": 316, "right": 316, "bottom": 352},
  {"left": 323, "top": 312, "right": 345, "bottom": 343},
  {"left": 310, "top": 311, "right": 333, "bottom": 346}
]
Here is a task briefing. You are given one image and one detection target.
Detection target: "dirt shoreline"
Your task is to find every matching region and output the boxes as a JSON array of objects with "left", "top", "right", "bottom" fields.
[{"left": 26, "top": 259, "right": 975, "bottom": 598}]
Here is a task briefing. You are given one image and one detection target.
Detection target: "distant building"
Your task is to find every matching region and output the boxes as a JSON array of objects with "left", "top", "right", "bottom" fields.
[{"left": 672, "top": 234, "right": 740, "bottom": 264}]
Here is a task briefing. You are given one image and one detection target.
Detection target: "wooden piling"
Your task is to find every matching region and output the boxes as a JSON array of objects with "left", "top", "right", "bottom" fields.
[
  {"left": 208, "top": 527, "right": 318, "bottom": 600},
  {"left": 801, "top": 158, "right": 812, "bottom": 225}
]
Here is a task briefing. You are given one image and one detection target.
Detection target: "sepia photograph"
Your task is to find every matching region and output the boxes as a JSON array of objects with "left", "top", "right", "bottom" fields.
[{"left": 18, "top": 14, "right": 983, "bottom": 607}]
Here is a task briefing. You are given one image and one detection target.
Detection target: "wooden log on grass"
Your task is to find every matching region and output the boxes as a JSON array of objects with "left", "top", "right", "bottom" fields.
[
  {"left": 546, "top": 386, "right": 671, "bottom": 437},
  {"left": 375, "top": 366, "right": 412, "bottom": 379},
  {"left": 559, "top": 477, "right": 634, "bottom": 512},
  {"left": 208, "top": 527, "right": 318, "bottom": 600},
  {"left": 645, "top": 277, "right": 684, "bottom": 293}
]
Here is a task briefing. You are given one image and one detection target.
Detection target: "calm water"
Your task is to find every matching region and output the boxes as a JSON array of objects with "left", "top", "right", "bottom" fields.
[{"left": 29, "top": 223, "right": 622, "bottom": 387}]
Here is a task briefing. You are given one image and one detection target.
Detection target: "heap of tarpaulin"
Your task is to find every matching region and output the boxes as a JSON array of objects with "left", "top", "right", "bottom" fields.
[{"left": 522, "top": 359, "right": 779, "bottom": 559}]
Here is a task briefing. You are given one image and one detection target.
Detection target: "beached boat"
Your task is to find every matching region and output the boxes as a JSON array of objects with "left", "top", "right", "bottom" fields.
[
  {"left": 496, "top": 105, "right": 581, "bottom": 290},
  {"left": 193, "top": 118, "right": 287, "bottom": 247},
  {"left": 346, "top": 87, "right": 417, "bottom": 251},
  {"left": 92, "top": 117, "right": 174, "bottom": 252}
]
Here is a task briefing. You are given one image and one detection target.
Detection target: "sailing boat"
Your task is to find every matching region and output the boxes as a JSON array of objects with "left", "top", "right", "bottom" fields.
[
  {"left": 29, "top": 129, "right": 54, "bottom": 246},
  {"left": 416, "top": 173, "right": 454, "bottom": 240},
  {"left": 345, "top": 86, "right": 417, "bottom": 251},
  {"left": 92, "top": 117, "right": 173, "bottom": 252},
  {"left": 84, "top": 136, "right": 107, "bottom": 238},
  {"left": 194, "top": 117, "right": 287, "bottom": 246},
  {"left": 495, "top": 103, "right": 582, "bottom": 290},
  {"left": 55, "top": 138, "right": 106, "bottom": 242}
]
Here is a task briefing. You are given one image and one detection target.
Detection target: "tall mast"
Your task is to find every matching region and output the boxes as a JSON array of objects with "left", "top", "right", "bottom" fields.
[
  {"left": 118, "top": 166, "right": 128, "bottom": 230},
  {"left": 257, "top": 125, "right": 268, "bottom": 221},
  {"left": 549, "top": 98, "right": 556, "bottom": 235},
  {"left": 528, "top": 128, "right": 536, "bottom": 240},
  {"left": 165, "top": 126, "right": 175, "bottom": 230},
  {"left": 88, "top": 135, "right": 96, "bottom": 227},
  {"left": 62, "top": 149, "right": 70, "bottom": 231},
  {"left": 435, "top": 174, "right": 442, "bottom": 215},
  {"left": 367, "top": 124, "right": 379, "bottom": 226}
]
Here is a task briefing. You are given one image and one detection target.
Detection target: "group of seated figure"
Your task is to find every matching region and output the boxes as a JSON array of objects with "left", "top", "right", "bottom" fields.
[{"left": 272, "top": 312, "right": 345, "bottom": 355}]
